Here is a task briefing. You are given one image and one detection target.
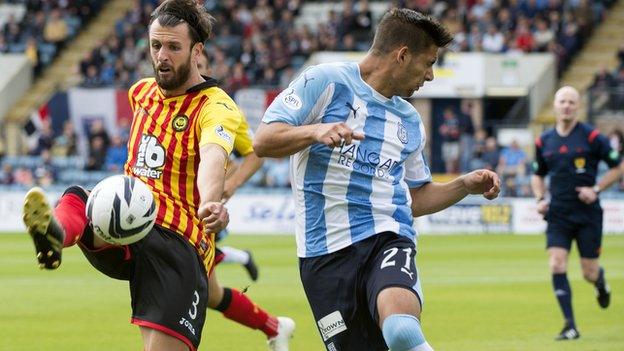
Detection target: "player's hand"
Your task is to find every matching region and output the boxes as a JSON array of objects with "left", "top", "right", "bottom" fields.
[
  {"left": 314, "top": 122, "right": 364, "bottom": 148},
  {"left": 575, "top": 186, "right": 598, "bottom": 204},
  {"left": 536, "top": 199, "right": 549, "bottom": 216},
  {"left": 198, "top": 202, "right": 229, "bottom": 233},
  {"left": 461, "top": 169, "right": 501, "bottom": 200}
]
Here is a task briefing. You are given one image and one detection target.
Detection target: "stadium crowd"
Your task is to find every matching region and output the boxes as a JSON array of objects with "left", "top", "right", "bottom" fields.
[
  {"left": 2, "top": 0, "right": 623, "bottom": 197},
  {"left": 74, "top": 0, "right": 616, "bottom": 90},
  {"left": 589, "top": 43, "right": 624, "bottom": 114},
  {"left": 0, "top": 0, "right": 105, "bottom": 75}
]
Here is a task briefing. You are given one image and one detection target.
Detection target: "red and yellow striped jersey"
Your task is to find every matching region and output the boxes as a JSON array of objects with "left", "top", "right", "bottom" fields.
[{"left": 124, "top": 77, "right": 242, "bottom": 270}]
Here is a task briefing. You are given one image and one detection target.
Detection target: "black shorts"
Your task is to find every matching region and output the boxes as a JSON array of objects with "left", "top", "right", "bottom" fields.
[
  {"left": 546, "top": 203, "right": 603, "bottom": 258},
  {"left": 79, "top": 225, "right": 208, "bottom": 350},
  {"left": 299, "top": 232, "right": 421, "bottom": 351}
]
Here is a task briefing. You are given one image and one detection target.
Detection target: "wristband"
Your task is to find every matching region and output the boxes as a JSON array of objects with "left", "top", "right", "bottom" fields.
[{"left": 592, "top": 185, "right": 601, "bottom": 194}]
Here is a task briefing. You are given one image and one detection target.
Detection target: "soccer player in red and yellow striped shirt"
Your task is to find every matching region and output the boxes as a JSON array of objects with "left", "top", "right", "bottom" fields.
[{"left": 22, "top": 1, "right": 237, "bottom": 350}]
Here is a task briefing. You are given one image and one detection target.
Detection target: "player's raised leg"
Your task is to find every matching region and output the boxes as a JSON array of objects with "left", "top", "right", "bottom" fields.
[
  {"left": 23, "top": 185, "right": 101, "bottom": 269},
  {"left": 207, "top": 271, "right": 294, "bottom": 350},
  {"left": 220, "top": 246, "right": 259, "bottom": 281}
]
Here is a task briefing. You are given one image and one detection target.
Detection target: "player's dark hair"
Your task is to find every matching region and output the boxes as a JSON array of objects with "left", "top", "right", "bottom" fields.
[
  {"left": 150, "top": 0, "right": 215, "bottom": 46},
  {"left": 371, "top": 8, "right": 453, "bottom": 54}
]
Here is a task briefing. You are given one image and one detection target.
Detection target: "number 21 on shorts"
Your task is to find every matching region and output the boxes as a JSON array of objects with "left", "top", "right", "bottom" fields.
[{"left": 381, "top": 247, "right": 414, "bottom": 279}]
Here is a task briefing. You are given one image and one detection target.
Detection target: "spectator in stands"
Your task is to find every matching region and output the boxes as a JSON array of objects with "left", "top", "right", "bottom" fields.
[
  {"left": 210, "top": 47, "right": 231, "bottom": 82},
  {"left": 224, "top": 62, "right": 250, "bottom": 94},
  {"left": 3, "top": 16, "right": 22, "bottom": 45},
  {"left": 88, "top": 120, "right": 110, "bottom": 151},
  {"left": 85, "top": 136, "right": 106, "bottom": 171},
  {"left": 0, "top": 163, "right": 14, "bottom": 185},
  {"left": 617, "top": 43, "right": 624, "bottom": 69},
  {"left": 51, "top": 120, "right": 77, "bottom": 157},
  {"left": 472, "top": 135, "right": 500, "bottom": 172},
  {"left": 590, "top": 65, "right": 615, "bottom": 109},
  {"left": 497, "top": 139, "right": 527, "bottom": 179},
  {"left": 33, "top": 149, "right": 56, "bottom": 187},
  {"left": 0, "top": 132, "right": 5, "bottom": 161},
  {"left": 30, "top": 119, "right": 54, "bottom": 156},
  {"left": 534, "top": 18, "right": 555, "bottom": 52},
  {"left": 458, "top": 101, "right": 476, "bottom": 173},
  {"left": 482, "top": 24, "right": 504, "bottom": 53},
  {"left": 105, "top": 135, "right": 128, "bottom": 172},
  {"left": 338, "top": 33, "right": 358, "bottom": 51},
  {"left": 610, "top": 67, "right": 624, "bottom": 109},
  {"left": 515, "top": 23, "right": 535, "bottom": 52},
  {"left": 257, "top": 66, "right": 279, "bottom": 87},
  {"left": 82, "top": 64, "right": 103, "bottom": 87},
  {"left": 0, "top": 36, "right": 8, "bottom": 53},
  {"left": 269, "top": 36, "right": 291, "bottom": 73},
  {"left": 24, "top": 36, "right": 38, "bottom": 68},
  {"left": 43, "top": 9, "right": 68, "bottom": 47},
  {"left": 122, "top": 37, "right": 142, "bottom": 71},
  {"left": 439, "top": 107, "right": 461, "bottom": 173},
  {"left": 351, "top": 0, "right": 373, "bottom": 43},
  {"left": 13, "top": 167, "right": 34, "bottom": 187}
]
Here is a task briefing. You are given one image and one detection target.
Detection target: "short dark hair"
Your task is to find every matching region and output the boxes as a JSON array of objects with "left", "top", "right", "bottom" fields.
[
  {"left": 150, "top": 0, "right": 215, "bottom": 45},
  {"left": 371, "top": 8, "right": 453, "bottom": 54}
]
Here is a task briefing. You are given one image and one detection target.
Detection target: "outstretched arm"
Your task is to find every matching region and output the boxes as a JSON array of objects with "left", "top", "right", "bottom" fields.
[
  {"left": 410, "top": 170, "right": 500, "bottom": 217},
  {"left": 254, "top": 121, "right": 364, "bottom": 158}
]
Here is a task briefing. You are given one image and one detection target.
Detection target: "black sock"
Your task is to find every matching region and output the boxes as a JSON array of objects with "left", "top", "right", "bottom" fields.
[
  {"left": 214, "top": 287, "right": 233, "bottom": 312},
  {"left": 552, "top": 273, "right": 575, "bottom": 327},
  {"left": 594, "top": 267, "right": 605, "bottom": 289}
]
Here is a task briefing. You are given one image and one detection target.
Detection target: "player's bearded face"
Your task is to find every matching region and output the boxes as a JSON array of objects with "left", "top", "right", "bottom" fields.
[{"left": 153, "top": 54, "right": 191, "bottom": 91}]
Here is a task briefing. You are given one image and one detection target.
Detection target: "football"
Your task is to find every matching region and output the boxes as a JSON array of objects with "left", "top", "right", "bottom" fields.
[{"left": 86, "top": 175, "right": 156, "bottom": 245}]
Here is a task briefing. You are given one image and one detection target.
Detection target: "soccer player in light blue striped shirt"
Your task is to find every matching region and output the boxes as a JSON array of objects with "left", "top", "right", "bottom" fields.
[{"left": 255, "top": 9, "right": 500, "bottom": 351}]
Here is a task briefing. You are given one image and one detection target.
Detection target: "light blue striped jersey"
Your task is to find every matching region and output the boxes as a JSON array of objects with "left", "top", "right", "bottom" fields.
[{"left": 263, "top": 62, "right": 431, "bottom": 257}]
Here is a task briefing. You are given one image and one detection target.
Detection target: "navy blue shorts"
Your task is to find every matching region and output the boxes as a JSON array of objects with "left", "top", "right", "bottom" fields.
[
  {"left": 545, "top": 203, "right": 603, "bottom": 258},
  {"left": 299, "top": 232, "right": 422, "bottom": 351}
]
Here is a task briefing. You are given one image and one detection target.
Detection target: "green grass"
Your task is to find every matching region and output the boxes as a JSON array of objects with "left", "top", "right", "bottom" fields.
[{"left": 1, "top": 233, "right": 623, "bottom": 351}]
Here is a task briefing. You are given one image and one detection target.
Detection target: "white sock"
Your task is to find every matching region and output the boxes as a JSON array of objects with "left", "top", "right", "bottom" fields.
[{"left": 221, "top": 246, "right": 250, "bottom": 265}]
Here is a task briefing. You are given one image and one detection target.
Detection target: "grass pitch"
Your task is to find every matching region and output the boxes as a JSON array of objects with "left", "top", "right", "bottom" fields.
[{"left": 1, "top": 233, "right": 623, "bottom": 351}]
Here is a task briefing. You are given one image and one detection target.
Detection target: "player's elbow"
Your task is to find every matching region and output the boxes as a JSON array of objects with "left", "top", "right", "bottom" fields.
[
  {"left": 253, "top": 138, "right": 271, "bottom": 157},
  {"left": 252, "top": 123, "right": 273, "bottom": 157}
]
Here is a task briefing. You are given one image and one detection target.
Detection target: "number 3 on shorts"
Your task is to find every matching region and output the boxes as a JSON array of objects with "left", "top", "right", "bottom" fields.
[{"left": 188, "top": 290, "right": 199, "bottom": 320}]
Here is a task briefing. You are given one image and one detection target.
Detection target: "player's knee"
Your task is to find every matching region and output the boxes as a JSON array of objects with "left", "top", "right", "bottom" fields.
[
  {"left": 63, "top": 185, "right": 89, "bottom": 202},
  {"left": 581, "top": 267, "right": 598, "bottom": 282},
  {"left": 548, "top": 256, "right": 567, "bottom": 273},
  {"left": 382, "top": 314, "right": 430, "bottom": 351}
]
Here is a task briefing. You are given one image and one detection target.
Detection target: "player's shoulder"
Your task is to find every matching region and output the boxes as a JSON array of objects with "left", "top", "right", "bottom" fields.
[
  {"left": 129, "top": 78, "right": 156, "bottom": 99},
  {"left": 298, "top": 62, "right": 354, "bottom": 85},
  {"left": 577, "top": 122, "right": 602, "bottom": 142},
  {"left": 538, "top": 127, "right": 557, "bottom": 144},
  {"left": 577, "top": 122, "right": 596, "bottom": 134},
  {"left": 198, "top": 85, "right": 244, "bottom": 121}
]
